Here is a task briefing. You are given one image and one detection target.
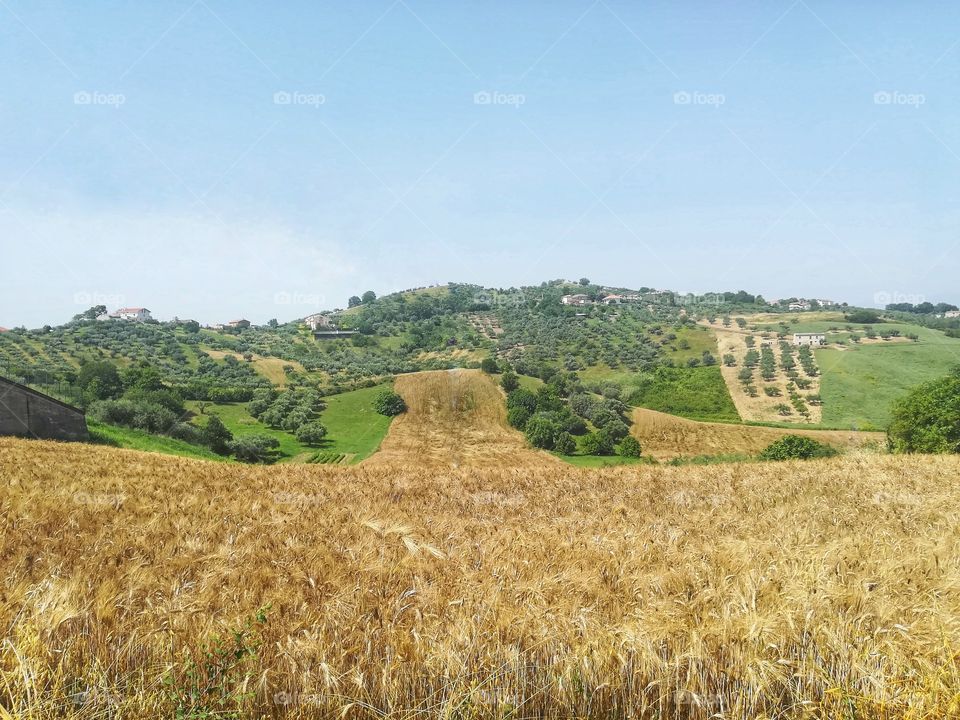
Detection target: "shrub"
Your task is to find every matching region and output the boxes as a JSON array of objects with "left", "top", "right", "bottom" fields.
[
  {"left": 758, "top": 435, "right": 838, "bottom": 461},
  {"left": 581, "top": 431, "right": 615, "bottom": 456},
  {"left": 507, "top": 405, "right": 532, "bottom": 430},
  {"left": 374, "top": 390, "right": 407, "bottom": 416},
  {"left": 888, "top": 368, "right": 960, "bottom": 454},
  {"left": 506, "top": 388, "right": 537, "bottom": 414},
  {"left": 554, "top": 432, "right": 576, "bottom": 455},
  {"left": 618, "top": 435, "right": 642, "bottom": 457},
  {"left": 525, "top": 414, "right": 560, "bottom": 450},
  {"left": 500, "top": 371, "right": 519, "bottom": 392},
  {"left": 480, "top": 357, "right": 500, "bottom": 374}
]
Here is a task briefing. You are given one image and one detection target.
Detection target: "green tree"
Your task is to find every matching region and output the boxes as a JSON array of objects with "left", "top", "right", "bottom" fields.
[
  {"left": 348, "top": 296, "right": 362, "bottom": 308},
  {"left": 581, "top": 431, "right": 615, "bottom": 456},
  {"left": 295, "top": 421, "right": 328, "bottom": 446},
  {"left": 78, "top": 361, "right": 123, "bottom": 400},
  {"left": 524, "top": 414, "right": 559, "bottom": 449},
  {"left": 888, "top": 368, "right": 960, "bottom": 454},
  {"left": 500, "top": 371, "right": 519, "bottom": 392},
  {"left": 480, "top": 357, "right": 499, "bottom": 373},
  {"left": 202, "top": 415, "right": 234, "bottom": 455},
  {"left": 554, "top": 431, "right": 576, "bottom": 455},
  {"left": 361, "top": 290, "right": 377, "bottom": 304},
  {"left": 374, "top": 390, "right": 407, "bottom": 416},
  {"left": 229, "top": 434, "right": 280, "bottom": 463},
  {"left": 618, "top": 435, "right": 642, "bottom": 457},
  {"left": 507, "top": 405, "right": 532, "bottom": 430},
  {"left": 759, "top": 435, "right": 838, "bottom": 461},
  {"left": 578, "top": 277, "right": 590, "bottom": 286}
]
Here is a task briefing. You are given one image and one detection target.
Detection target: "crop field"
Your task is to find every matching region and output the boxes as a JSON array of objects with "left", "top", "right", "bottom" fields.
[
  {"left": 3, "top": 439, "right": 960, "bottom": 718},
  {"left": 364, "top": 369, "right": 558, "bottom": 469},
  {"left": 631, "top": 407, "right": 885, "bottom": 460}
]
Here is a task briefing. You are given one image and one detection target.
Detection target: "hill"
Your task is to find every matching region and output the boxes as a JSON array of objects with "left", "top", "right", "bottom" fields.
[{"left": 3, "top": 438, "right": 960, "bottom": 718}]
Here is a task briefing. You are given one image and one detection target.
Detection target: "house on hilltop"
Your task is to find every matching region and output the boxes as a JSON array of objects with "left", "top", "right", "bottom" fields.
[
  {"left": 112, "top": 307, "right": 152, "bottom": 321},
  {"left": 227, "top": 319, "right": 251, "bottom": 329},
  {"left": 0, "top": 376, "right": 88, "bottom": 441},
  {"left": 561, "top": 294, "right": 591, "bottom": 306},
  {"left": 304, "top": 313, "right": 333, "bottom": 331}
]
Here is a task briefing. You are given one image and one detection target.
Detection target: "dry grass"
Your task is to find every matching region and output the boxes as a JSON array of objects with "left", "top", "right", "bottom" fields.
[
  {"left": 363, "top": 369, "right": 559, "bottom": 469},
  {"left": 3, "top": 439, "right": 960, "bottom": 718},
  {"left": 632, "top": 407, "right": 886, "bottom": 460}
]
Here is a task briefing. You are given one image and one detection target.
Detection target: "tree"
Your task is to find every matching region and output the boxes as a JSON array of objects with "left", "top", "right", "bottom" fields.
[
  {"left": 500, "top": 371, "right": 519, "bottom": 392},
  {"left": 888, "top": 368, "right": 960, "bottom": 454},
  {"left": 618, "top": 435, "right": 642, "bottom": 458},
  {"left": 759, "top": 435, "right": 837, "bottom": 461},
  {"left": 374, "top": 390, "right": 407, "bottom": 416},
  {"left": 507, "top": 405, "right": 532, "bottom": 430},
  {"left": 578, "top": 278, "right": 590, "bottom": 286},
  {"left": 844, "top": 309, "right": 881, "bottom": 324},
  {"left": 506, "top": 388, "right": 537, "bottom": 414},
  {"left": 75, "top": 305, "right": 107, "bottom": 321},
  {"left": 554, "top": 431, "right": 576, "bottom": 455},
  {"left": 202, "top": 415, "right": 234, "bottom": 455},
  {"left": 183, "top": 320, "right": 201, "bottom": 333},
  {"left": 348, "top": 296, "right": 362, "bottom": 308},
  {"left": 361, "top": 291, "right": 377, "bottom": 304},
  {"left": 524, "top": 414, "right": 559, "bottom": 449},
  {"left": 723, "top": 354, "right": 736, "bottom": 367},
  {"left": 581, "top": 431, "right": 614, "bottom": 456},
  {"left": 267, "top": 318, "right": 279, "bottom": 328},
  {"left": 78, "top": 361, "right": 123, "bottom": 400},
  {"left": 229, "top": 434, "right": 280, "bottom": 463},
  {"left": 295, "top": 421, "right": 328, "bottom": 446},
  {"left": 480, "top": 357, "right": 499, "bottom": 374}
]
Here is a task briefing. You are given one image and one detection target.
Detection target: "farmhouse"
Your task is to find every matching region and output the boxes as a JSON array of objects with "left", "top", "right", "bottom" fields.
[
  {"left": 227, "top": 319, "right": 251, "bottom": 329},
  {"left": 561, "top": 294, "right": 591, "bottom": 306},
  {"left": 794, "top": 333, "right": 825, "bottom": 347},
  {"left": 945, "top": 310, "right": 960, "bottom": 319},
  {"left": 0, "top": 376, "right": 88, "bottom": 441},
  {"left": 112, "top": 307, "right": 152, "bottom": 321},
  {"left": 303, "top": 313, "right": 333, "bottom": 331}
]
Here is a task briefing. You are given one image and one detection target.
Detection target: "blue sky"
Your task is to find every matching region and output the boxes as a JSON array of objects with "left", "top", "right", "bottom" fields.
[{"left": 1, "top": 0, "right": 958, "bottom": 326}]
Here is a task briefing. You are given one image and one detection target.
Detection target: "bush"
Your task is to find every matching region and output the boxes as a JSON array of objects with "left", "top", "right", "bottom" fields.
[
  {"left": 758, "top": 435, "right": 838, "bottom": 461},
  {"left": 618, "top": 435, "right": 642, "bottom": 457},
  {"left": 888, "top": 368, "right": 960, "bottom": 454},
  {"left": 581, "top": 431, "right": 615, "bottom": 456},
  {"left": 525, "top": 414, "right": 560, "bottom": 449},
  {"left": 480, "top": 357, "right": 500, "bottom": 373},
  {"left": 554, "top": 432, "right": 576, "bottom": 455},
  {"left": 506, "top": 388, "right": 537, "bottom": 414},
  {"left": 374, "top": 390, "right": 407, "bottom": 416},
  {"left": 500, "top": 371, "right": 519, "bottom": 392},
  {"left": 507, "top": 405, "right": 532, "bottom": 430},
  {"left": 229, "top": 434, "right": 281, "bottom": 463},
  {"left": 295, "top": 421, "right": 328, "bottom": 446}
]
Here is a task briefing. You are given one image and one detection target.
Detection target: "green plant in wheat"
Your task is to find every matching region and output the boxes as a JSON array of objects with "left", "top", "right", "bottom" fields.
[{"left": 164, "top": 606, "right": 270, "bottom": 719}]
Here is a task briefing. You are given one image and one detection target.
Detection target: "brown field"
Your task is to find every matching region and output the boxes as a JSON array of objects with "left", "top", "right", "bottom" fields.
[
  {"left": 363, "top": 369, "right": 559, "bottom": 469},
  {"left": 632, "top": 407, "right": 886, "bottom": 460},
  {"left": 2, "top": 439, "right": 960, "bottom": 718},
  {"left": 203, "top": 349, "right": 306, "bottom": 386}
]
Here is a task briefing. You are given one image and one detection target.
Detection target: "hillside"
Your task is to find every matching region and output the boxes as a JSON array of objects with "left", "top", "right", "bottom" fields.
[
  {"left": 364, "top": 369, "right": 559, "bottom": 468},
  {"left": 3, "top": 438, "right": 960, "bottom": 718}
]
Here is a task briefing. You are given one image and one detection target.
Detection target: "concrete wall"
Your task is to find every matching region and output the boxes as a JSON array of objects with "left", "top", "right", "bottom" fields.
[{"left": 0, "top": 377, "right": 89, "bottom": 441}]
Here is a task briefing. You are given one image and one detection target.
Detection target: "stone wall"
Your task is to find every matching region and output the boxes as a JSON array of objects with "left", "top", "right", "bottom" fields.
[{"left": 0, "top": 377, "right": 89, "bottom": 441}]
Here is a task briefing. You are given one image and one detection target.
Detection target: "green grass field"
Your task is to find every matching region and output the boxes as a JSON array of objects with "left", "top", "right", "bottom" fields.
[
  {"left": 815, "top": 338, "right": 960, "bottom": 429},
  {"left": 187, "top": 382, "right": 395, "bottom": 464},
  {"left": 87, "top": 421, "right": 229, "bottom": 462}
]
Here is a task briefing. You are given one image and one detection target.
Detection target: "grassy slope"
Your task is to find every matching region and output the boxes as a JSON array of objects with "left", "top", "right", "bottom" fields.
[
  {"left": 87, "top": 420, "right": 228, "bottom": 462},
  {"left": 187, "top": 382, "right": 394, "bottom": 464},
  {"left": 816, "top": 337, "right": 960, "bottom": 429}
]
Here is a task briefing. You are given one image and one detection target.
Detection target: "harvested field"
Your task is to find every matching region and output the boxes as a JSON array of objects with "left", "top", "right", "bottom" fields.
[
  {"left": 363, "top": 369, "right": 559, "bottom": 468},
  {"left": 2, "top": 439, "right": 960, "bottom": 718},
  {"left": 632, "top": 407, "right": 886, "bottom": 460}
]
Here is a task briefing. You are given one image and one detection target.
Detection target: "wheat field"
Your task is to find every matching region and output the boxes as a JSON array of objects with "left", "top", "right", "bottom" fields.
[
  {"left": 363, "top": 369, "right": 559, "bottom": 469},
  {"left": 631, "top": 407, "right": 885, "bottom": 461},
  {"left": 2, "top": 437, "right": 960, "bottom": 718}
]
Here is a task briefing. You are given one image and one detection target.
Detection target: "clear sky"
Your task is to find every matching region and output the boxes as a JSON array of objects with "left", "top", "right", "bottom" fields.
[{"left": 2, "top": 1, "right": 958, "bottom": 326}]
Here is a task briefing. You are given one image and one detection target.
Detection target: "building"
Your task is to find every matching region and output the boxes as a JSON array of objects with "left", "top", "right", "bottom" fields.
[
  {"left": 788, "top": 301, "right": 812, "bottom": 311},
  {"left": 0, "top": 327, "right": 8, "bottom": 333},
  {"left": 0, "top": 376, "right": 88, "bottom": 441},
  {"left": 303, "top": 313, "right": 333, "bottom": 331},
  {"left": 601, "top": 294, "right": 623, "bottom": 305},
  {"left": 794, "top": 333, "right": 825, "bottom": 347},
  {"left": 112, "top": 307, "right": 152, "bottom": 322},
  {"left": 227, "top": 319, "right": 251, "bottom": 329},
  {"left": 561, "top": 294, "right": 591, "bottom": 306},
  {"left": 945, "top": 310, "right": 960, "bottom": 319}
]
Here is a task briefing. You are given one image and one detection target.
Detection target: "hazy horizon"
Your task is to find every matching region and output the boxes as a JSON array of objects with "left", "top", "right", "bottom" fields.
[{"left": 3, "top": 1, "right": 959, "bottom": 327}]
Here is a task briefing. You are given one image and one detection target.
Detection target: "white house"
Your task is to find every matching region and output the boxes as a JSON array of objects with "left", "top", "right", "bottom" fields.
[
  {"left": 945, "top": 310, "right": 960, "bottom": 319},
  {"left": 304, "top": 313, "right": 333, "bottom": 331},
  {"left": 788, "top": 301, "right": 812, "bottom": 311},
  {"left": 113, "top": 307, "right": 152, "bottom": 322},
  {"left": 561, "top": 294, "right": 591, "bottom": 306},
  {"left": 794, "top": 332, "right": 825, "bottom": 346}
]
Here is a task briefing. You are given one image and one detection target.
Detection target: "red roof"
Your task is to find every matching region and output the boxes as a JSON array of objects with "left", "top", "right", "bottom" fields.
[{"left": 0, "top": 327, "right": 9, "bottom": 332}]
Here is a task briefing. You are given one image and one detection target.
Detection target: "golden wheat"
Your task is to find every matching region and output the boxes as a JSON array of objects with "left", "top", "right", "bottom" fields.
[{"left": 2, "top": 438, "right": 960, "bottom": 718}]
